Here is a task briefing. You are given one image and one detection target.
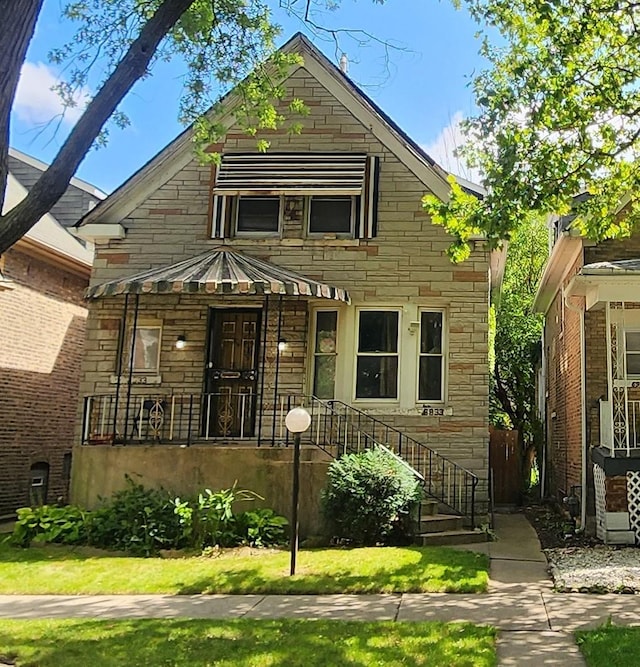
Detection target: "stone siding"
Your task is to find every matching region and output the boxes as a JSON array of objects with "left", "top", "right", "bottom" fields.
[{"left": 78, "top": 65, "right": 490, "bottom": 511}]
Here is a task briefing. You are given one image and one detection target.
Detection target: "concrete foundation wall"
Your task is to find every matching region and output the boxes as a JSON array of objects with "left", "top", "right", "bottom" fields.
[{"left": 71, "top": 445, "right": 331, "bottom": 538}]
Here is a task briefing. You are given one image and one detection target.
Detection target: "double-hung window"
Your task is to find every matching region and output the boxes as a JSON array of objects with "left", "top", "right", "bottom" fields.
[
  {"left": 626, "top": 331, "right": 640, "bottom": 376},
  {"left": 418, "top": 311, "right": 444, "bottom": 401},
  {"left": 355, "top": 310, "right": 399, "bottom": 399}
]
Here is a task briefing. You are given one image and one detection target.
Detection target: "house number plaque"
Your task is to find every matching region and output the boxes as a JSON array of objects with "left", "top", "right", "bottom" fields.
[{"left": 421, "top": 406, "right": 453, "bottom": 417}]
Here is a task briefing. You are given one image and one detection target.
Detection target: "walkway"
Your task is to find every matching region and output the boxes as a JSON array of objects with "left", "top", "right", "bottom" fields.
[{"left": 1, "top": 513, "right": 639, "bottom": 665}]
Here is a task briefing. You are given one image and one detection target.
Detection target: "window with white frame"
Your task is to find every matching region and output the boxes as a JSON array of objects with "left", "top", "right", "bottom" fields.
[
  {"left": 418, "top": 311, "right": 444, "bottom": 401},
  {"left": 355, "top": 310, "right": 399, "bottom": 399},
  {"left": 312, "top": 311, "right": 338, "bottom": 398},
  {"left": 131, "top": 326, "right": 162, "bottom": 373},
  {"left": 626, "top": 331, "right": 640, "bottom": 376},
  {"left": 235, "top": 196, "right": 281, "bottom": 234},
  {"left": 308, "top": 195, "right": 356, "bottom": 235}
]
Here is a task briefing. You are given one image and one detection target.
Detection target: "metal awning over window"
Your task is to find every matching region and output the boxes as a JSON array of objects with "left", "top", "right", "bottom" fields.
[
  {"left": 214, "top": 153, "right": 368, "bottom": 195},
  {"left": 85, "top": 247, "right": 350, "bottom": 303}
]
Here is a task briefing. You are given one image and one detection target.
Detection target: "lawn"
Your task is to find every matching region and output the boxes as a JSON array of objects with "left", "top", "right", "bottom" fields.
[
  {"left": 576, "top": 625, "right": 640, "bottom": 667},
  {"left": 0, "top": 619, "right": 497, "bottom": 666},
  {"left": 0, "top": 541, "right": 488, "bottom": 594}
]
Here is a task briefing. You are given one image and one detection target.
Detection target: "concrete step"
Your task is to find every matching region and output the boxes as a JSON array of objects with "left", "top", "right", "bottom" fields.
[
  {"left": 417, "top": 514, "right": 464, "bottom": 533},
  {"left": 419, "top": 500, "right": 439, "bottom": 517},
  {"left": 415, "top": 529, "right": 488, "bottom": 547}
]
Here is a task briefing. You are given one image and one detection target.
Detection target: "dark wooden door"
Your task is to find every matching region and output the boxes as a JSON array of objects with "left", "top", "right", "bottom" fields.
[
  {"left": 204, "top": 309, "right": 261, "bottom": 438},
  {"left": 489, "top": 428, "right": 521, "bottom": 505}
]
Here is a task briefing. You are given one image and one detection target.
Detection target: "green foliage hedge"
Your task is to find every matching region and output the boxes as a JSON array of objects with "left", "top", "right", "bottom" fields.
[
  {"left": 322, "top": 447, "right": 421, "bottom": 546},
  {"left": 10, "top": 478, "right": 288, "bottom": 556}
]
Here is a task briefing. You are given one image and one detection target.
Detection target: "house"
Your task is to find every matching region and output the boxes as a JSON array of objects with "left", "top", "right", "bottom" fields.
[
  {"left": 535, "top": 201, "right": 640, "bottom": 544},
  {"left": 73, "top": 33, "right": 504, "bottom": 536},
  {"left": 0, "top": 149, "right": 103, "bottom": 517}
]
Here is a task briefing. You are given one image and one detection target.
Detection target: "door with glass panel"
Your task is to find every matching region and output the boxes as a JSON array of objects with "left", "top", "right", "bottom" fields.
[{"left": 204, "top": 309, "right": 261, "bottom": 438}]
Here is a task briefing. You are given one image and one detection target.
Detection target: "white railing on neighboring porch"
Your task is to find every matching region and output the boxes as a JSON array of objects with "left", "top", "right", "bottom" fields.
[{"left": 600, "top": 398, "right": 640, "bottom": 456}]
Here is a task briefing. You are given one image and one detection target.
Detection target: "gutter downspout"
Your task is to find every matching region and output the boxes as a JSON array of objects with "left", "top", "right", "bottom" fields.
[{"left": 564, "top": 288, "right": 588, "bottom": 530}]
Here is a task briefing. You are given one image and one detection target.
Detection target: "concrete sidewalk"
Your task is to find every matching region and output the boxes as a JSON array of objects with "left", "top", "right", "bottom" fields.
[{"left": 1, "top": 513, "right": 637, "bottom": 665}]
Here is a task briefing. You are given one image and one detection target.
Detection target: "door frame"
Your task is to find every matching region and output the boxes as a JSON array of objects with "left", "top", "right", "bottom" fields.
[{"left": 203, "top": 306, "right": 263, "bottom": 438}]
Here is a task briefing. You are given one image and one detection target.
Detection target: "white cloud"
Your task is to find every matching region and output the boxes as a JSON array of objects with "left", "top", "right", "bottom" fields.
[
  {"left": 13, "top": 61, "right": 90, "bottom": 126},
  {"left": 424, "top": 111, "right": 483, "bottom": 185}
]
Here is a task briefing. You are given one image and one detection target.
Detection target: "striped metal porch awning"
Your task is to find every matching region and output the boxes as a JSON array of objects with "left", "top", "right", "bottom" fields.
[{"left": 85, "top": 248, "right": 350, "bottom": 303}]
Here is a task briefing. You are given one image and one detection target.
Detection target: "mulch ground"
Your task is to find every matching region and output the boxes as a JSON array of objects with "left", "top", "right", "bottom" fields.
[{"left": 523, "top": 503, "right": 600, "bottom": 549}]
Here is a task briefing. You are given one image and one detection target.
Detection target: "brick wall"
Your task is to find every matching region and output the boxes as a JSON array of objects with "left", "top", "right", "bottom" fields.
[
  {"left": 544, "top": 253, "right": 584, "bottom": 500},
  {"left": 79, "top": 65, "right": 490, "bottom": 511},
  {"left": 0, "top": 248, "right": 88, "bottom": 516}
]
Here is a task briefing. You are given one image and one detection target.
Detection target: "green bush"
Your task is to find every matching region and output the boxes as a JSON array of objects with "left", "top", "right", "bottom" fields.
[
  {"left": 236, "top": 509, "right": 288, "bottom": 547},
  {"left": 9, "top": 477, "right": 288, "bottom": 556},
  {"left": 87, "top": 477, "right": 183, "bottom": 556},
  {"left": 321, "top": 447, "right": 421, "bottom": 546},
  {"left": 11, "top": 505, "right": 87, "bottom": 547}
]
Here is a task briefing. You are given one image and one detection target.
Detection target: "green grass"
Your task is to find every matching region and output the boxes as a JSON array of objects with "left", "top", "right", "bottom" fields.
[
  {"left": 0, "top": 541, "right": 488, "bottom": 594},
  {"left": 0, "top": 619, "right": 497, "bottom": 666},
  {"left": 576, "top": 625, "right": 640, "bottom": 666}
]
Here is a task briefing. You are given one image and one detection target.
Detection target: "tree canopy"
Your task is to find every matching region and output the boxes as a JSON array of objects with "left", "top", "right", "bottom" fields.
[
  {"left": 0, "top": 0, "right": 383, "bottom": 254},
  {"left": 425, "top": 0, "right": 640, "bottom": 261}
]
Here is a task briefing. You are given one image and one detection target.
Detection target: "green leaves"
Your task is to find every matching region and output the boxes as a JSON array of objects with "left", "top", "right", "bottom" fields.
[{"left": 436, "top": 0, "right": 640, "bottom": 251}]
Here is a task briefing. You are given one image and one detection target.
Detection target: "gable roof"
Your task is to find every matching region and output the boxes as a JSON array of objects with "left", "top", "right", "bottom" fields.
[
  {"left": 3, "top": 171, "right": 93, "bottom": 270},
  {"left": 79, "top": 32, "right": 457, "bottom": 228},
  {"left": 9, "top": 147, "right": 106, "bottom": 200}
]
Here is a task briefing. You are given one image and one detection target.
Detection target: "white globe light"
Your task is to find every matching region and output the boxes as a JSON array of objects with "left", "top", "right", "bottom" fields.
[{"left": 285, "top": 407, "right": 311, "bottom": 433}]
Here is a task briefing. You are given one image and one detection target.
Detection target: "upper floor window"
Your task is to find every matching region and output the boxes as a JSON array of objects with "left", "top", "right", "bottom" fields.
[
  {"left": 419, "top": 311, "right": 444, "bottom": 401},
  {"left": 211, "top": 153, "right": 379, "bottom": 240},
  {"left": 355, "top": 310, "right": 399, "bottom": 399},
  {"left": 308, "top": 196, "right": 356, "bottom": 235},
  {"left": 236, "top": 196, "right": 281, "bottom": 234}
]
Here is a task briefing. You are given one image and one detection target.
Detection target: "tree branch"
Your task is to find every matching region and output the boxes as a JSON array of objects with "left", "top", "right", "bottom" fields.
[{"left": 0, "top": 0, "right": 196, "bottom": 253}]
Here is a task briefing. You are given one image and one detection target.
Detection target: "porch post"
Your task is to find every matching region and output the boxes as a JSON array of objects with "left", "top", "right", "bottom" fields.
[
  {"left": 123, "top": 293, "right": 140, "bottom": 445},
  {"left": 271, "top": 295, "right": 284, "bottom": 445},
  {"left": 257, "top": 295, "right": 269, "bottom": 446},
  {"left": 605, "top": 300, "right": 615, "bottom": 456},
  {"left": 112, "top": 294, "right": 129, "bottom": 443}
]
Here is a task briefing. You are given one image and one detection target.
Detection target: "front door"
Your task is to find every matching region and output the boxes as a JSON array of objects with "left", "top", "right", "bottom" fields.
[{"left": 204, "top": 308, "right": 261, "bottom": 438}]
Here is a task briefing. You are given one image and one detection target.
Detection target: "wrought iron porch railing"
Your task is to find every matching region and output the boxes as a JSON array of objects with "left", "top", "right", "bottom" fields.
[
  {"left": 82, "top": 392, "right": 260, "bottom": 445},
  {"left": 275, "top": 395, "right": 478, "bottom": 527},
  {"left": 82, "top": 392, "right": 478, "bottom": 526}
]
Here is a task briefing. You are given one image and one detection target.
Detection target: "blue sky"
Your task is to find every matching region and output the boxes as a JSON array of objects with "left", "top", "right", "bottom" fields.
[{"left": 10, "top": 0, "right": 487, "bottom": 194}]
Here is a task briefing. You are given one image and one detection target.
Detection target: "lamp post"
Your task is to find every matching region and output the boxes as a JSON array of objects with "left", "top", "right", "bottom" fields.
[{"left": 285, "top": 406, "right": 311, "bottom": 576}]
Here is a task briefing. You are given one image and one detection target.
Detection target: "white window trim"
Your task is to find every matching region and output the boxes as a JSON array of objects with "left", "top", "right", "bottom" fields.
[
  {"left": 306, "top": 195, "right": 357, "bottom": 238},
  {"left": 353, "top": 307, "right": 401, "bottom": 403},
  {"left": 234, "top": 194, "right": 283, "bottom": 237},
  {"left": 625, "top": 328, "right": 640, "bottom": 378},
  {"left": 131, "top": 324, "right": 163, "bottom": 374},
  {"left": 416, "top": 308, "right": 447, "bottom": 404}
]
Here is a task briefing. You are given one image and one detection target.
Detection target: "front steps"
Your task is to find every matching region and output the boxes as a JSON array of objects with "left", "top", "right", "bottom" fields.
[{"left": 414, "top": 499, "right": 488, "bottom": 547}]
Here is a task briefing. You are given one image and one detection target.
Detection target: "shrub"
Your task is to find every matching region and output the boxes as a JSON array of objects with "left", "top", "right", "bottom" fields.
[
  {"left": 236, "top": 509, "right": 288, "bottom": 547},
  {"left": 87, "top": 477, "right": 183, "bottom": 556},
  {"left": 11, "top": 505, "right": 87, "bottom": 547},
  {"left": 321, "top": 447, "right": 421, "bottom": 546}
]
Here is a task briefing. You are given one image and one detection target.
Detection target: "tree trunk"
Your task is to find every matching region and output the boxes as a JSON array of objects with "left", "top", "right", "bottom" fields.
[
  {"left": 0, "top": 0, "right": 44, "bottom": 214},
  {"left": 0, "top": 0, "right": 196, "bottom": 253}
]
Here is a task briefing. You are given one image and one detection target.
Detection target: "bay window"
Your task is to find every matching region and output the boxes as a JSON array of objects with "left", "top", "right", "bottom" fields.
[
  {"left": 418, "top": 311, "right": 444, "bottom": 401},
  {"left": 355, "top": 310, "right": 399, "bottom": 399}
]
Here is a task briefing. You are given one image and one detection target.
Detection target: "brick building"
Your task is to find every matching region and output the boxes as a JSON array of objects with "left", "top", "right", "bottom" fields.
[
  {"left": 536, "top": 206, "right": 640, "bottom": 544},
  {"left": 0, "top": 153, "right": 102, "bottom": 517},
  {"left": 73, "top": 34, "right": 504, "bottom": 532}
]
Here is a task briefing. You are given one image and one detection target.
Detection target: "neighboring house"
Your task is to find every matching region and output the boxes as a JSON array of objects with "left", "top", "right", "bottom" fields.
[
  {"left": 536, "top": 201, "right": 640, "bottom": 544},
  {"left": 74, "top": 33, "right": 504, "bottom": 535},
  {"left": 0, "top": 151, "right": 103, "bottom": 517}
]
